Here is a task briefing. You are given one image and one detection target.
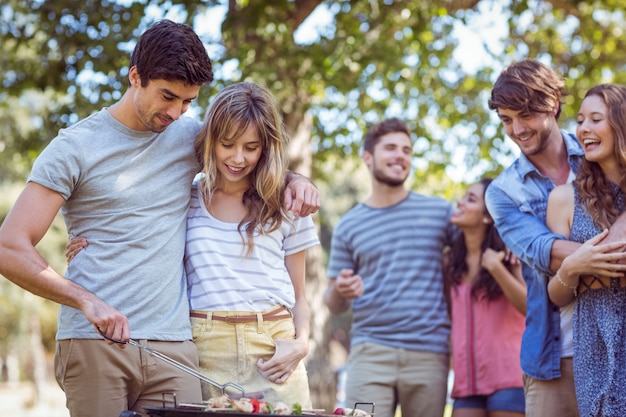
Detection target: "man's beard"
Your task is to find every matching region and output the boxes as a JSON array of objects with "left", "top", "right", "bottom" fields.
[
  {"left": 373, "top": 167, "right": 408, "bottom": 187},
  {"left": 516, "top": 126, "right": 552, "bottom": 157},
  {"left": 136, "top": 106, "right": 170, "bottom": 133}
]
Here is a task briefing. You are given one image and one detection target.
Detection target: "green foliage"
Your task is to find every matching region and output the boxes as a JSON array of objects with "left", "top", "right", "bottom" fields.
[{"left": 3, "top": 0, "right": 626, "bottom": 185}]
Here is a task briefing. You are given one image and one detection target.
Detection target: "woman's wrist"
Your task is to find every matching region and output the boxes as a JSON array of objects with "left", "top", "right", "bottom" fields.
[{"left": 554, "top": 268, "right": 579, "bottom": 297}]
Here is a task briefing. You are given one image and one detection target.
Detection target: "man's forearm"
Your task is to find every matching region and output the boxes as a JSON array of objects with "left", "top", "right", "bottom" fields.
[
  {"left": 605, "top": 211, "right": 626, "bottom": 246},
  {"left": 550, "top": 239, "right": 581, "bottom": 273}
]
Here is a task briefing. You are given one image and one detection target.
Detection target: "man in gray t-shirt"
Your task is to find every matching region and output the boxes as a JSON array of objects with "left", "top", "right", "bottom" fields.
[{"left": 0, "top": 20, "right": 318, "bottom": 417}]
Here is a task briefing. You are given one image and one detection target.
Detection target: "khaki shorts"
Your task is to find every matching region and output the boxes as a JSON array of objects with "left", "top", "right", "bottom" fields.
[
  {"left": 54, "top": 338, "right": 202, "bottom": 417},
  {"left": 344, "top": 342, "right": 449, "bottom": 417},
  {"left": 191, "top": 305, "right": 312, "bottom": 408},
  {"left": 523, "top": 357, "right": 579, "bottom": 417}
]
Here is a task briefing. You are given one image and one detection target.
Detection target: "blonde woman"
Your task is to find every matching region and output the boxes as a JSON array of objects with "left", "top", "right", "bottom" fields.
[{"left": 186, "top": 82, "right": 319, "bottom": 407}]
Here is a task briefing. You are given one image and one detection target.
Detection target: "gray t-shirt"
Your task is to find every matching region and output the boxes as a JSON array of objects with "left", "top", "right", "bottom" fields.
[{"left": 28, "top": 109, "right": 201, "bottom": 340}]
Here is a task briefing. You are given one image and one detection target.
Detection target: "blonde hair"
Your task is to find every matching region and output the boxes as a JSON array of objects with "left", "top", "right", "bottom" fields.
[{"left": 194, "top": 82, "right": 289, "bottom": 254}]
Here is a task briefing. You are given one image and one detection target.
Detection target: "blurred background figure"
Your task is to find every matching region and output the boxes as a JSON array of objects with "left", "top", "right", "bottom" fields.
[
  {"left": 445, "top": 178, "right": 526, "bottom": 417},
  {"left": 324, "top": 118, "right": 455, "bottom": 417}
]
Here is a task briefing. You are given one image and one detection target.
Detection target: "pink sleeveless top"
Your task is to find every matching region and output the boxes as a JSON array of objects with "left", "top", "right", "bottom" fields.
[{"left": 450, "top": 281, "right": 525, "bottom": 398}]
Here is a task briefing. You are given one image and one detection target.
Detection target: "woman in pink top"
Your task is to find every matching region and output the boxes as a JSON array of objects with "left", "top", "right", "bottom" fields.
[{"left": 444, "top": 178, "right": 527, "bottom": 417}]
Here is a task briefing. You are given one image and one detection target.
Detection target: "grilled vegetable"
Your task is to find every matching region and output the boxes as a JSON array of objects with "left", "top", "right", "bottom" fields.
[{"left": 203, "top": 395, "right": 303, "bottom": 415}]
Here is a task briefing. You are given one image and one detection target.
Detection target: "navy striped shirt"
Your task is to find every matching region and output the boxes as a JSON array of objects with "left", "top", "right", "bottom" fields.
[{"left": 327, "top": 191, "right": 456, "bottom": 353}]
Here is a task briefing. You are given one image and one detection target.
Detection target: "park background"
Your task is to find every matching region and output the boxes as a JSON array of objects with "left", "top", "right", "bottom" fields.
[{"left": 1, "top": 0, "right": 626, "bottom": 415}]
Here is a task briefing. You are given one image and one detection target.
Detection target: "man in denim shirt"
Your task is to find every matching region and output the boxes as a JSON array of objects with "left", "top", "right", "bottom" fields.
[{"left": 484, "top": 59, "right": 584, "bottom": 417}]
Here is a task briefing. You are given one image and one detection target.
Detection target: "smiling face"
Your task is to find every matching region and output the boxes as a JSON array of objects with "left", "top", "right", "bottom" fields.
[
  {"left": 577, "top": 94, "right": 616, "bottom": 167},
  {"left": 363, "top": 131, "right": 412, "bottom": 187},
  {"left": 215, "top": 122, "right": 263, "bottom": 189},
  {"left": 450, "top": 182, "right": 489, "bottom": 229},
  {"left": 496, "top": 107, "right": 558, "bottom": 157}
]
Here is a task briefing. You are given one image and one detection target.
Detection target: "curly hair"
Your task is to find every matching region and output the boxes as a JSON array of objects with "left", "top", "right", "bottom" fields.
[
  {"left": 443, "top": 178, "right": 509, "bottom": 300},
  {"left": 488, "top": 59, "right": 565, "bottom": 119},
  {"left": 574, "top": 84, "right": 626, "bottom": 230},
  {"left": 194, "top": 82, "right": 289, "bottom": 255}
]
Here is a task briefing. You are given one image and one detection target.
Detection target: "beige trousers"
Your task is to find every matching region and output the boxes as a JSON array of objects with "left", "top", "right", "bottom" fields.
[
  {"left": 344, "top": 342, "right": 449, "bottom": 417},
  {"left": 523, "top": 357, "right": 579, "bottom": 417},
  {"left": 54, "top": 338, "right": 202, "bottom": 417}
]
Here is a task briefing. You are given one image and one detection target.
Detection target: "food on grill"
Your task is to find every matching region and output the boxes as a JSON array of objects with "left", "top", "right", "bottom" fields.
[
  {"left": 205, "top": 396, "right": 231, "bottom": 409},
  {"left": 332, "top": 407, "right": 371, "bottom": 416},
  {"left": 231, "top": 398, "right": 254, "bottom": 413},
  {"left": 203, "top": 395, "right": 301, "bottom": 415},
  {"left": 272, "top": 401, "right": 291, "bottom": 414}
]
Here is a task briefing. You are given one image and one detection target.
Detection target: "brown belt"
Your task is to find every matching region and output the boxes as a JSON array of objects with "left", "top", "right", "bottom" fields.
[
  {"left": 578, "top": 275, "right": 626, "bottom": 296},
  {"left": 190, "top": 305, "right": 291, "bottom": 323}
]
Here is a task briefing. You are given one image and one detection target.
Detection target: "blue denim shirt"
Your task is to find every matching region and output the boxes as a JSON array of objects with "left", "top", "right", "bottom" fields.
[{"left": 485, "top": 130, "right": 583, "bottom": 380}]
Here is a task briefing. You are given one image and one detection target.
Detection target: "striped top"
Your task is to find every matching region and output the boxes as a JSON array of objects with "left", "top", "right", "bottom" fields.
[
  {"left": 185, "top": 182, "right": 320, "bottom": 311},
  {"left": 327, "top": 191, "right": 456, "bottom": 353}
]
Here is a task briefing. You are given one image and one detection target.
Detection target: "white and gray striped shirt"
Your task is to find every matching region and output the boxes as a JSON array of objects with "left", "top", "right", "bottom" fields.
[{"left": 185, "top": 183, "right": 319, "bottom": 312}]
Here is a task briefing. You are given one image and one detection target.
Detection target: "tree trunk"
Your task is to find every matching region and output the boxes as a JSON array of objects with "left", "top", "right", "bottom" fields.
[
  {"left": 28, "top": 312, "right": 48, "bottom": 408},
  {"left": 284, "top": 113, "right": 337, "bottom": 411},
  {"left": 5, "top": 347, "right": 20, "bottom": 387}
]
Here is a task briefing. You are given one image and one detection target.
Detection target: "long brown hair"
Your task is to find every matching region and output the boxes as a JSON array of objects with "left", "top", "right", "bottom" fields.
[
  {"left": 443, "top": 178, "right": 507, "bottom": 300},
  {"left": 574, "top": 84, "right": 626, "bottom": 230},
  {"left": 194, "top": 82, "right": 289, "bottom": 254}
]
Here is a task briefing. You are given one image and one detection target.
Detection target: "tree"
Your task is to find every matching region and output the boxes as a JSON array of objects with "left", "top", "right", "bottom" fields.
[
  {"left": 2, "top": 0, "right": 626, "bottom": 410},
  {"left": 5, "top": 0, "right": 625, "bottom": 184}
]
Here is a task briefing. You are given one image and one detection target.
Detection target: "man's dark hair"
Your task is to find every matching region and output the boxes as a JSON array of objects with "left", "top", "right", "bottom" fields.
[
  {"left": 130, "top": 19, "right": 213, "bottom": 87},
  {"left": 363, "top": 117, "right": 411, "bottom": 153}
]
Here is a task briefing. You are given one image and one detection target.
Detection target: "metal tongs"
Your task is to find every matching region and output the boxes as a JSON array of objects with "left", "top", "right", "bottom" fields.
[{"left": 98, "top": 329, "right": 262, "bottom": 399}]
